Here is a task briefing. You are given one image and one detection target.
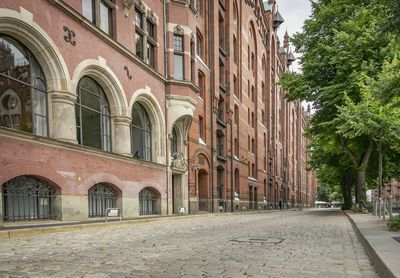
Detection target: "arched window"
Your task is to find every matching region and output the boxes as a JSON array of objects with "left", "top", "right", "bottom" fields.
[
  {"left": 131, "top": 102, "right": 152, "bottom": 161},
  {"left": 171, "top": 127, "right": 178, "bottom": 154},
  {"left": 76, "top": 76, "right": 111, "bottom": 151},
  {"left": 2, "top": 176, "right": 56, "bottom": 221},
  {"left": 88, "top": 183, "right": 118, "bottom": 217},
  {"left": 139, "top": 188, "right": 160, "bottom": 215},
  {"left": 0, "top": 35, "right": 47, "bottom": 136}
]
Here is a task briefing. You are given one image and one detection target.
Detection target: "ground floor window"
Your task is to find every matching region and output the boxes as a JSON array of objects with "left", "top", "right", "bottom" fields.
[
  {"left": 88, "top": 183, "right": 118, "bottom": 217},
  {"left": 2, "top": 176, "right": 56, "bottom": 221},
  {"left": 139, "top": 188, "right": 160, "bottom": 215}
]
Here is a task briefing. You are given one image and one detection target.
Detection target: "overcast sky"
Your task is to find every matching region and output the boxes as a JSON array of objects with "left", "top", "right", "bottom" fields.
[{"left": 275, "top": 0, "right": 313, "bottom": 72}]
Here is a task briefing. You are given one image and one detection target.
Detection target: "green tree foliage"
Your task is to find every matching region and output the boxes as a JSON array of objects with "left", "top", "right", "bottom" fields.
[{"left": 280, "top": 0, "right": 400, "bottom": 206}]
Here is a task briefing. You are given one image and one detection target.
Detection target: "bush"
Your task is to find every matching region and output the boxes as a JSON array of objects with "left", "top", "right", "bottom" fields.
[{"left": 387, "top": 215, "right": 400, "bottom": 231}]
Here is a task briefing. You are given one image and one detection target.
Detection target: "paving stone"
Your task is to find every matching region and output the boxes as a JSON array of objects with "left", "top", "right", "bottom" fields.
[{"left": 0, "top": 209, "right": 377, "bottom": 277}]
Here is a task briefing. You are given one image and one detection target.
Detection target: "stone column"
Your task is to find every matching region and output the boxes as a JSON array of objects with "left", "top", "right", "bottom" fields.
[
  {"left": 113, "top": 116, "right": 132, "bottom": 156},
  {"left": 49, "top": 90, "right": 77, "bottom": 143}
]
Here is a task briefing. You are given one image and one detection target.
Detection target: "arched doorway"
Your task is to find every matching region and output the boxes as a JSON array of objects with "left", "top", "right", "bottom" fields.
[
  {"left": 198, "top": 169, "right": 209, "bottom": 211},
  {"left": 88, "top": 183, "right": 118, "bottom": 217},
  {"left": 2, "top": 176, "right": 56, "bottom": 221},
  {"left": 139, "top": 187, "right": 161, "bottom": 215}
]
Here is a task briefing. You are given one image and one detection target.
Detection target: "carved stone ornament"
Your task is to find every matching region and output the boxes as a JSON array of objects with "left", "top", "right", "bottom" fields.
[
  {"left": 190, "top": 33, "right": 196, "bottom": 43},
  {"left": 147, "top": 10, "right": 157, "bottom": 23},
  {"left": 171, "top": 152, "right": 187, "bottom": 172},
  {"left": 123, "top": 0, "right": 134, "bottom": 17},
  {"left": 174, "top": 25, "right": 185, "bottom": 35},
  {"left": 135, "top": 0, "right": 145, "bottom": 12}
]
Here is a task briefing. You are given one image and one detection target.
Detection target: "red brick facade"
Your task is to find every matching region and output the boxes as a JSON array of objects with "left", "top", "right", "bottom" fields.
[{"left": 0, "top": 0, "right": 316, "bottom": 223}]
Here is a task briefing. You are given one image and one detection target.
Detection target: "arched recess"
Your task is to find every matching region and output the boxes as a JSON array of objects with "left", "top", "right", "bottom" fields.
[
  {"left": 1, "top": 175, "right": 61, "bottom": 221},
  {"left": 0, "top": 8, "right": 70, "bottom": 92},
  {"left": 72, "top": 58, "right": 128, "bottom": 118},
  {"left": 139, "top": 187, "right": 161, "bottom": 215},
  {"left": 72, "top": 58, "right": 129, "bottom": 154},
  {"left": 88, "top": 182, "right": 121, "bottom": 218},
  {"left": 167, "top": 95, "right": 197, "bottom": 140},
  {"left": 130, "top": 86, "right": 165, "bottom": 163},
  {"left": 0, "top": 8, "right": 74, "bottom": 142}
]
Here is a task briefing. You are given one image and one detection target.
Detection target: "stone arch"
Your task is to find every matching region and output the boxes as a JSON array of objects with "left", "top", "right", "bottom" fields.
[
  {"left": 130, "top": 86, "right": 165, "bottom": 164},
  {"left": 138, "top": 186, "right": 161, "bottom": 215},
  {"left": 83, "top": 172, "right": 123, "bottom": 195},
  {"left": 0, "top": 8, "right": 70, "bottom": 92},
  {"left": 1, "top": 175, "right": 61, "bottom": 221},
  {"left": 72, "top": 58, "right": 128, "bottom": 118},
  {"left": 88, "top": 182, "right": 121, "bottom": 218}
]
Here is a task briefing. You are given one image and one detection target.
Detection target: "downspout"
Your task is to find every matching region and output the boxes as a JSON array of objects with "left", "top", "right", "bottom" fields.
[
  {"left": 163, "top": 0, "right": 169, "bottom": 215},
  {"left": 208, "top": 0, "right": 215, "bottom": 213},
  {"left": 230, "top": 119, "right": 234, "bottom": 212}
]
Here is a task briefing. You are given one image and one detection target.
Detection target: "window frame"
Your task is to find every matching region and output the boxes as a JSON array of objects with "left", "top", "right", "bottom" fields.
[
  {"left": 76, "top": 76, "right": 112, "bottom": 152},
  {"left": 82, "top": 0, "right": 115, "bottom": 36}
]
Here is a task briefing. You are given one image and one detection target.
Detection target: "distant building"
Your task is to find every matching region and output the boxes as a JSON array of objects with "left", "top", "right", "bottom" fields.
[{"left": 0, "top": 0, "right": 316, "bottom": 224}]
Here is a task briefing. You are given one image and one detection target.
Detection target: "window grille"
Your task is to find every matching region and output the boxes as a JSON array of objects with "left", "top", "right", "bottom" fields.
[{"left": 2, "top": 176, "right": 55, "bottom": 221}]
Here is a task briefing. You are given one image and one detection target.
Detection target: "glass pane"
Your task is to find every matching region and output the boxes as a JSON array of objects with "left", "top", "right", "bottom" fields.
[
  {"left": 135, "top": 9, "right": 143, "bottom": 29},
  {"left": 174, "top": 55, "right": 184, "bottom": 80},
  {"left": 99, "top": 1, "right": 111, "bottom": 34},
  {"left": 0, "top": 76, "right": 32, "bottom": 133},
  {"left": 81, "top": 106, "right": 101, "bottom": 149},
  {"left": 132, "top": 127, "right": 144, "bottom": 159},
  {"left": 174, "top": 35, "right": 183, "bottom": 52},
  {"left": 147, "top": 20, "right": 154, "bottom": 38},
  {"left": 132, "top": 104, "right": 143, "bottom": 128},
  {"left": 0, "top": 36, "right": 31, "bottom": 83},
  {"left": 82, "top": 0, "right": 94, "bottom": 22},
  {"left": 146, "top": 42, "right": 155, "bottom": 67},
  {"left": 135, "top": 33, "right": 144, "bottom": 59},
  {"left": 79, "top": 78, "right": 101, "bottom": 111}
]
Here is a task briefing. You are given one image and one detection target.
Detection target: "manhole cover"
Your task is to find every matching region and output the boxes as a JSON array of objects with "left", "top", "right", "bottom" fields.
[
  {"left": 230, "top": 237, "right": 284, "bottom": 245},
  {"left": 393, "top": 237, "right": 400, "bottom": 243}
]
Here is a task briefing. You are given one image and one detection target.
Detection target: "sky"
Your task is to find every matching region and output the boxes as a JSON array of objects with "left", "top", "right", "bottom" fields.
[{"left": 275, "top": 0, "right": 313, "bottom": 72}]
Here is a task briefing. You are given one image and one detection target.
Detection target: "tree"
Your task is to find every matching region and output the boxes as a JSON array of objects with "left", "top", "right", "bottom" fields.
[
  {"left": 333, "top": 59, "right": 400, "bottom": 200},
  {"left": 280, "top": 0, "right": 400, "bottom": 206}
]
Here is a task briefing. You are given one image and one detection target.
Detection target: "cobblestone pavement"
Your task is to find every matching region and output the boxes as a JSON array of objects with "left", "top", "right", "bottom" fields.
[{"left": 0, "top": 209, "right": 378, "bottom": 278}]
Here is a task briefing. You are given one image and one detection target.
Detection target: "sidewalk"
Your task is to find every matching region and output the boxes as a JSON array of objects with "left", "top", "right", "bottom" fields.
[
  {"left": 345, "top": 211, "right": 400, "bottom": 278},
  {"left": 0, "top": 208, "right": 294, "bottom": 239}
]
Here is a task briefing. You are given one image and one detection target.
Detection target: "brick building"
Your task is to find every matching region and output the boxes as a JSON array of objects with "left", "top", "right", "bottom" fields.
[{"left": 0, "top": 0, "right": 316, "bottom": 224}]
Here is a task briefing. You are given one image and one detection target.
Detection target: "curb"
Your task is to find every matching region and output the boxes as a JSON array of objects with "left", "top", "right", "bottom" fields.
[
  {"left": 344, "top": 210, "right": 397, "bottom": 278},
  {"left": 0, "top": 209, "right": 294, "bottom": 239}
]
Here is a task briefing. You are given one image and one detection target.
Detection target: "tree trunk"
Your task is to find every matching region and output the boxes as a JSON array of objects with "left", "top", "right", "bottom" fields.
[
  {"left": 355, "top": 169, "right": 366, "bottom": 204},
  {"left": 341, "top": 172, "right": 353, "bottom": 209},
  {"left": 339, "top": 135, "right": 373, "bottom": 206}
]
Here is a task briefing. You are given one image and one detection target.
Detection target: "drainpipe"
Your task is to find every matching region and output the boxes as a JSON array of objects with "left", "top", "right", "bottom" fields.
[
  {"left": 208, "top": 0, "right": 215, "bottom": 213},
  {"left": 230, "top": 119, "right": 234, "bottom": 212},
  {"left": 163, "top": 0, "right": 169, "bottom": 215}
]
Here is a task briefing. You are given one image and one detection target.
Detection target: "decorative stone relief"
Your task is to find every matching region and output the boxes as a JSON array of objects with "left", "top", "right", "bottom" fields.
[
  {"left": 135, "top": 0, "right": 146, "bottom": 12},
  {"left": 171, "top": 152, "right": 187, "bottom": 172},
  {"left": 147, "top": 10, "right": 157, "bottom": 24},
  {"left": 174, "top": 25, "right": 185, "bottom": 35},
  {"left": 123, "top": 0, "right": 134, "bottom": 17}
]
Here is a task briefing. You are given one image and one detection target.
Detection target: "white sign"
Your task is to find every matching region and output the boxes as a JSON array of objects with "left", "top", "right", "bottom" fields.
[{"left": 107, "top": 209, "right": 119, "bottom": 217}]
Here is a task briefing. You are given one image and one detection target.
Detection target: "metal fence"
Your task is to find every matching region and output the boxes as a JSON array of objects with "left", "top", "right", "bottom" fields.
[{"left": 372, "top": 196, "right": 400, "bottom": 220}]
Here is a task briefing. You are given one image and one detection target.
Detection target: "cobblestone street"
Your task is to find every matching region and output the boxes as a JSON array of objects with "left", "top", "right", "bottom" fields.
[{"left": 0, "top": 209, "right": 377, "bottom": 278}]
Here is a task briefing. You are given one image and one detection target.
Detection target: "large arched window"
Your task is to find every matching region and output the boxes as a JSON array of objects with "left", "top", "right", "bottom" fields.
[
  {"left": 139, "top": 187, "right": 160, "bottom": 215},
  {"left": 88, "top": 183, "right": 118, "bottom": 217},
  {"left": 76, "top": 76, "right": 112, "bottom": 151},
  {"left": 2, "top": 176, "right": 56, "bottom": 221},
  {"left": 0, "top": 35, "right": 48, "bottom": 136},
  {"left": 131, "top": 102, "right": 152, "bottom": 161}
]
